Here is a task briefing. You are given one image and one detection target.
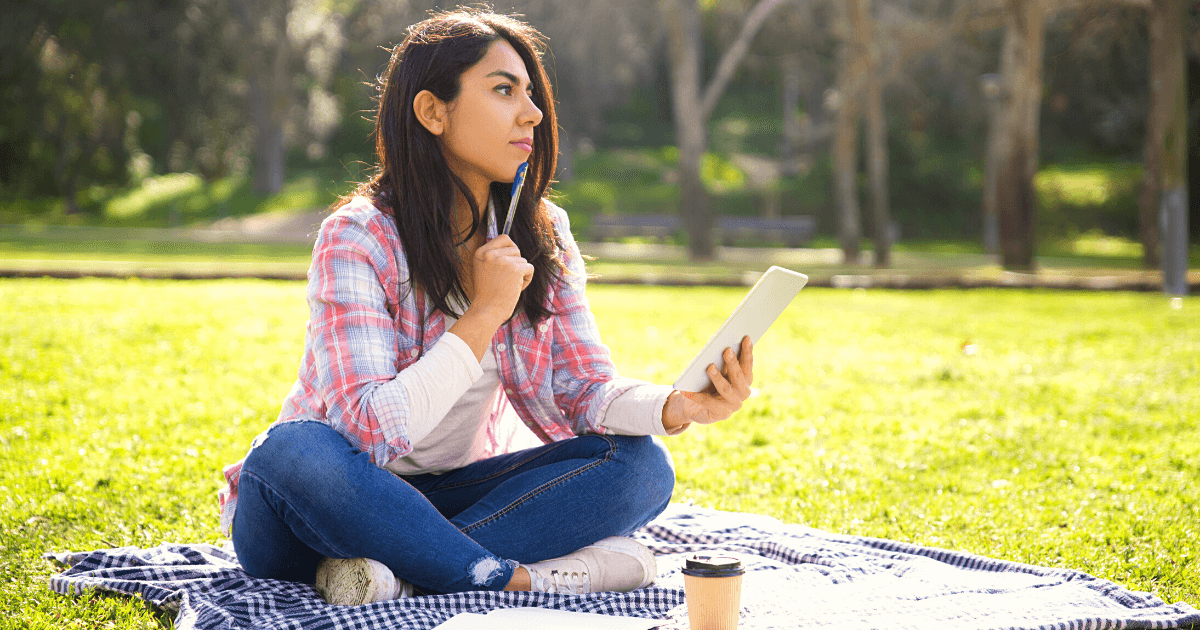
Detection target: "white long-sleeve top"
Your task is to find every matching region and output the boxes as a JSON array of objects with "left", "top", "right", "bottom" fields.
[{"left": 385, "top": 315, "right": 678, "bottom": 476}]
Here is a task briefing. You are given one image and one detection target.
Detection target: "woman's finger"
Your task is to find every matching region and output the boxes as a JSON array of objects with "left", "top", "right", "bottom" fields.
[
  {"left": 486, "top": 234, "right": 517, "bottom": 250},
  {"left": 723, "top": 347, "right": 748, "bottom": 394},
  {"left": 520, "top": 263, "right": 534, "bottom": 290},
  {"left": 478, "top": 234, "right": 522, "bottom": 258},
  {"left": 707, "top": 364, "right": 737, "bottom": 401},
  {"left": 480, "top": 246, "right": 522, "bottom": 261},
  {"left": 740, "top": 336, "right": 754, "bottom": 386}
]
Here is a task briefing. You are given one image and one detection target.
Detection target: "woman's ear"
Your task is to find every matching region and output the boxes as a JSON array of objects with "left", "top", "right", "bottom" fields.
[{"left": 413, "top": 90, "right": 447, "bottom": 136}]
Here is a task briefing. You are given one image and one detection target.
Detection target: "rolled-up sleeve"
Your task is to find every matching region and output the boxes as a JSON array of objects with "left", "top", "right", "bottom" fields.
[
  {"left": 306, "top": 214, "right": 417, "bottom": 465},
  {"left": 601, "top": 383, "right": 677, "bottom": 436}
]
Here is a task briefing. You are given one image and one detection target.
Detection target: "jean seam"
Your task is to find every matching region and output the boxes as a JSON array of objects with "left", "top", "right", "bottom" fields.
[
  {"left": 238, "top": 468, "right": 354, "bottom": 561},
  {"left": 457, "top": 434, "right": 618, "bottom": 534}
]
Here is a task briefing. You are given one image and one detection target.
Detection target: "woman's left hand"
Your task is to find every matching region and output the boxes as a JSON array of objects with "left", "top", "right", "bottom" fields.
[{"left": 663, "top": 336, "right": 754, "bottom": 430}]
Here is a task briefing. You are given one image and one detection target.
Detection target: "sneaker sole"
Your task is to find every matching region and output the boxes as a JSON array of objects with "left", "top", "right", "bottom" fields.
[{"left": 315, "top": 557, "right": 397, "bottom": 606}]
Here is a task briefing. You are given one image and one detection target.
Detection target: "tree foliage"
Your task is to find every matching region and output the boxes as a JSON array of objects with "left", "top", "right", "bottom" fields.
[{"left": 2, "top": 0, "right": 1196, "bottom": 248}]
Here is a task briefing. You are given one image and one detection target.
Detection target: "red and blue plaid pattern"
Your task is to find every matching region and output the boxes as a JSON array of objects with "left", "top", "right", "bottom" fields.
[{"left": 217, "top": 197, "right": 643, "bottom": 536}]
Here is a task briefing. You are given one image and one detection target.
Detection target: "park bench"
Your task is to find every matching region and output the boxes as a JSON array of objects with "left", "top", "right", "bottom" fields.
[
  {"left": 588, "top": 213, "right": 817, "bottom": 248},
  {"left": 717, "top": 216, "right": 816, "bottom": 247},
  {"left": 589, "top": 214, "right": 681, "bottom": 241}
]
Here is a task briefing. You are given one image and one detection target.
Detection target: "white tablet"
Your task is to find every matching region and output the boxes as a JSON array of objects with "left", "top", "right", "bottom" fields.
[{"left": 673, "top": 266, "right": 808, "bottom": 392}]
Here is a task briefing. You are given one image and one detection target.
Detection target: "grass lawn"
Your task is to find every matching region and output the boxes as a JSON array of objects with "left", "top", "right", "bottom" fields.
[
  {"left": 0, "top": 279, "right": 1197, "bottom": 627},
  {"left": 0, "top": 229, "right": 315, "bottom": 280},
  {"left": 3, "top": 226, "right": 1197, "bottom": 288}
]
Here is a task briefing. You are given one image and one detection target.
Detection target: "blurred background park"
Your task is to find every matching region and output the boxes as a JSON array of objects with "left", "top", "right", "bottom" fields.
[
  {"left": 2, "top": 0, "right": 1198, "bottom": 290},
  {"left": 4, "top": 3, "right": 1200, "bottom": 625}
]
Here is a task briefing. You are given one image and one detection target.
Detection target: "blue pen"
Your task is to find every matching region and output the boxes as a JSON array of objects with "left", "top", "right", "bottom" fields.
[{"left": 502, "top": 162, "right": 528, "bottom": 236}]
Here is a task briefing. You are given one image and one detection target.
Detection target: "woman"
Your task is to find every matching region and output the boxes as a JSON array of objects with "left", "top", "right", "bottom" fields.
[{"left": 217, "top": 7, "right": 754, "bottom": 604}]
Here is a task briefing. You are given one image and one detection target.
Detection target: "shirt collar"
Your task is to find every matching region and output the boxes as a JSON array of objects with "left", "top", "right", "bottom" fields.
[{"left": 485, "top": 196, "right": 498, "bottom": 240}]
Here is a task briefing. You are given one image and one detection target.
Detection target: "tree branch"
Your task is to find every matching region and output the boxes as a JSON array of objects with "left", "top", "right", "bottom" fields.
[{"left": 700, "top": 0, "right": 791, "bottom": 121}]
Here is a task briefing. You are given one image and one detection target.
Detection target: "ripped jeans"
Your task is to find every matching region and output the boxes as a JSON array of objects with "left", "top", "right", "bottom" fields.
[{"left": 231, "top": 421, "right": 676, "bottom": 594}]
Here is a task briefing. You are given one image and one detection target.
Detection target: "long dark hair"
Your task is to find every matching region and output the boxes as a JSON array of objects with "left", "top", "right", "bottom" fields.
[{"left": 341, "top": 7, "right": 563, "bottom": 324}]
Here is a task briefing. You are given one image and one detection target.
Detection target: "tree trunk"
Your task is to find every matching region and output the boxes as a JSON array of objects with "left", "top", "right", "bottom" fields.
[
  {"left": 251, "top": 0, "right": 288, "bottom": 195},
  {"left": 832, "top": 0, "right": 871, "bottom": 265},
  {"left": 667, "top": 0, "right": 715, "bottom": 259},
  {"left": 980, "top": 74, "right": 1004, "bottom": 255},
  {"left": 832, "top": 90, "right": 861, "bottom": 265},
  {"left": 54, "top": 123, "right": 79, "bottom": 215},
  {"left": 1138, "top": 104, "right": 1162, "bottom": 268},
  {"left": 678, "top": 121, "right": 714, "bottom": 257},
  {"left": 780, "top": 54, "right": 803, "bottom": 177},
  {"left": 1144, "top": 0, "right": 1189, "bottom": 294},
  {"left": 993, "top": 0, "right": 1044, "bottom": 271},
  {"left": 665, "top": 0, "right": 789, "bottom": 260},
  {"left": 864, "top": 9, "right": 891, "bottom": 269}
]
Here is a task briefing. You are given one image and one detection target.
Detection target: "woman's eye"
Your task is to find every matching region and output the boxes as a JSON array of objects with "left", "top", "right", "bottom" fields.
[{"left": 495, "top": 84, "right": 534, "bottom": 99}]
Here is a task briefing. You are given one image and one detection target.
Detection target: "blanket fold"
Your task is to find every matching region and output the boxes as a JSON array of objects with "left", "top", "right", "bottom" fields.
[{"left": 46, "top": 505, "right": 1199, "bottom": 630}]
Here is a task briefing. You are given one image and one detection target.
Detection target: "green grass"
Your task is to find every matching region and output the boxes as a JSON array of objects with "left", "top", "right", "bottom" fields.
[
  {"left": 5, "top": 222, "right": 1197, "bottom": 286},
  {"left": 0, "top": 166, "right": 366, "bottom": 229},
  {"left": 1, "top": 279, "right": 1198, "bottom": 627},
  {"left": 1036, "top": 163, "right": 1143, "bottom": 238},
  {"left": 0, "top": 233, "right": 314, "bottom": 262},
  {"left": 0, "top": 228, "right": 316, "bottom": 279}
]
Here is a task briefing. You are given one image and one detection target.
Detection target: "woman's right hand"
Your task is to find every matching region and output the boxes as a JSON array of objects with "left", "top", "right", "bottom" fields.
[{"left": 464, "top": 234, "right": 534, "bottom": 330}]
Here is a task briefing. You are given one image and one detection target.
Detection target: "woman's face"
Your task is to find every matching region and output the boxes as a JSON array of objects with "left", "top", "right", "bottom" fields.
[{"left": 438, "top": 39, "right": 543, "bottom": 202}]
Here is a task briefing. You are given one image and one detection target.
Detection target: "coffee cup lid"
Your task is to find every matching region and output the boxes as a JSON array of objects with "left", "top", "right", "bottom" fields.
[{"left": 682, "top": 554, "right": 744, "bottom": 577}]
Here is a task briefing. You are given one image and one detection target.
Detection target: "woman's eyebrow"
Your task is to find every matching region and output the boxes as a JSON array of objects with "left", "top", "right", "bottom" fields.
[{"left": 485, "top": 70, "right": 525, "bottom": 85}]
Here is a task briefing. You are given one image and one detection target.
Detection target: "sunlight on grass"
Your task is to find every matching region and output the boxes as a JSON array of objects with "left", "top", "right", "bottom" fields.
[
  {"left": 74, "top": 169, "right": 343, "bottom": 227},
  {"left": 700, "top": 152, "right": 747, "bottom": 193},
  {"left": 1, "top": 280, "right": 1197, "bottom": 626},
  {"left": 590, "top": 286, "right": 1198, "bottom": 604},
  {"left": 105, "top": 172, "right": 206, "bottom": 219},
  {"left": 100, "top": 172, "right": 252, "bottom": 227},
  {"left": 1068, "top": 230, "right": 1143, "bottom": 258},
  {"left": 563, "top": 180, "right": 618, "bottom": 215},
  {"left": 1036, "top": 166, "right": 1130, "bottom": 206},
  {"left": 254, "top": 173, "right": 335, "bottom": 214},
  {"left": 1035, "top": 163, "right": 1142, "bottom": 239}
]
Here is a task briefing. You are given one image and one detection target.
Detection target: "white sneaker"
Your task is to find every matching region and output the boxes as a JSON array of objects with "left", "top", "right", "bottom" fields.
[
  {"left": 524, "top": 536, "right": 657, "bottom": 594},
  {"left": 314, "top": 557, "right": 412, "bottom": 606}
]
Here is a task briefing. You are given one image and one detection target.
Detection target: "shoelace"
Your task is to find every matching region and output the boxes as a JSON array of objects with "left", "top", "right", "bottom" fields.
[{"left": 538, "top": 569, "right": 591, "bottom": 594}]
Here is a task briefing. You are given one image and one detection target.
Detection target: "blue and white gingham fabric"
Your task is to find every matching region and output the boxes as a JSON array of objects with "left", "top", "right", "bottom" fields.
[{"left": 46, "top": 504, "right": 1200, "bottom": 630}]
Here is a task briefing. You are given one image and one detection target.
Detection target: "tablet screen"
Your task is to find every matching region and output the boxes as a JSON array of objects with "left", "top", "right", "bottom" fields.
[{"left": 672, "top": 266, "right": 808, "bottom": 392}]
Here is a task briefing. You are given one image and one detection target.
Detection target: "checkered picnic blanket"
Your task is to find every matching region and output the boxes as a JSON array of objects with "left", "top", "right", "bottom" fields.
[{"left": 46, "top": 504, "right": 1200, "bottom": 630}]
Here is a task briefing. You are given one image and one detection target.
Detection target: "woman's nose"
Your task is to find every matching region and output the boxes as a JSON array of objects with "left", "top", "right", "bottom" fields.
[{"left": 520, "top": 94, "right": 543, "bottom": 127}]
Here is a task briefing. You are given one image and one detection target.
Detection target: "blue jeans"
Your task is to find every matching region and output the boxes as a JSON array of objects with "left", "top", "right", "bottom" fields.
[{"left": 231, "top": 421, "right": 676, "bottom": 594}]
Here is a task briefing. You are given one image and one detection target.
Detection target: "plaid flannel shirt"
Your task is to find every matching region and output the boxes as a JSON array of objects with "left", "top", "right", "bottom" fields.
[{"left": 217, "top": 196, "right": 643, "bottom": 537}]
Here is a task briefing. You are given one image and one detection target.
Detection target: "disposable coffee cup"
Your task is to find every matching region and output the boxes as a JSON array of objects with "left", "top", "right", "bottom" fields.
[{"left": 682, "top": 554, "right": 744, "bottom": 630}]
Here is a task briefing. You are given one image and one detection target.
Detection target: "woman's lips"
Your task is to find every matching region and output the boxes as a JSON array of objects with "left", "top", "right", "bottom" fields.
[{"left": 512, "top": 140, "right": 533, "bottom": 152}]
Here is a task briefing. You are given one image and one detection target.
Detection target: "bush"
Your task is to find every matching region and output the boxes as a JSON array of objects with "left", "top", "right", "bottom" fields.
[{"left": 1035, "top": 163, "right": 1141, "bottom": 239}]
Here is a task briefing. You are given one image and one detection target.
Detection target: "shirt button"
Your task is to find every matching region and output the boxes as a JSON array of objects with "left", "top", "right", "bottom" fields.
[
  {"left": 505, "top": 389, "right": 515, "bottom": 396},
  {"left": 409, "top": 348, "right": 419, "bottom": 357},
  {"left": 538, "top": 322, "right": 548, "bottom": 332},
  {"left": 496, "top": 343, "right": 507, "bottom": 352}
]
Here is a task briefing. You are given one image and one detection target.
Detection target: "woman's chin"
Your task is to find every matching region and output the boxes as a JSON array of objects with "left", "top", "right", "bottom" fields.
[{"left": 492, "top": 168, "right": 525, "bottom": 185}]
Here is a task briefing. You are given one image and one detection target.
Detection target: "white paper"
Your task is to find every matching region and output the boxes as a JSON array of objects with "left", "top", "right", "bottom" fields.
[{"left": 432, "top": 607, "right": 663, "bottom": 629}]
